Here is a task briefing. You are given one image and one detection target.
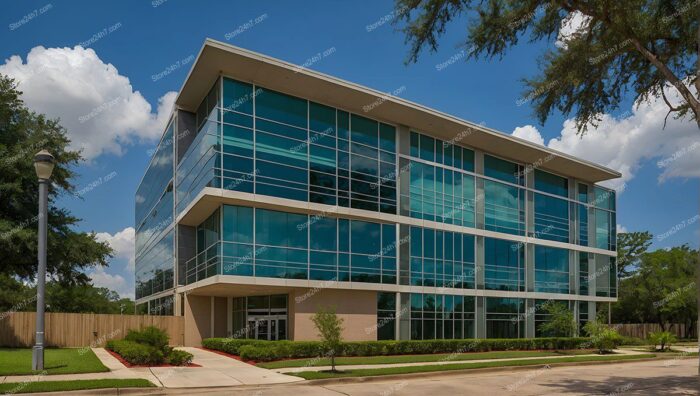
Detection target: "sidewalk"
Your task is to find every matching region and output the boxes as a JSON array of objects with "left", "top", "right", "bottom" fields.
[
  {"left": 270, "top": 348, "right": 657, "bottom": 374},
  {"left": 1, "top": 347, "right": 302, "bottom": 389}
]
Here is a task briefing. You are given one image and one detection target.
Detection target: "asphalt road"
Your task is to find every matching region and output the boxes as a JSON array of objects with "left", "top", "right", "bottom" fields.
[{"left": 121, "top": 357, "right": 700, "bottom": 395}]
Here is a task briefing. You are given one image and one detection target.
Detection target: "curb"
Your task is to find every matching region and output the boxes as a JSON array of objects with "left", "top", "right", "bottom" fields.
[{"left": 300, "top": 355, "right": 689, "bottom": 385}]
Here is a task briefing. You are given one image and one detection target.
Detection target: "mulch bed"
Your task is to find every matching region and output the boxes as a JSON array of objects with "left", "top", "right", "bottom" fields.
[{"left": 106, "top": 349, "right": 202, "bottom": 368}]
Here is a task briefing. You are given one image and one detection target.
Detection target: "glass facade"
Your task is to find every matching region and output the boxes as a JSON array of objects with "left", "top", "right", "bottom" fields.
[
  {"left": 185, "top": 204, "right": 397, "bottom": 284},
  {"left": 136, "top": 72, "right": 619, "bottom": 341},
  {"left": 486, "top": 297, "right": 524, "bottom": 338},
  {"left": 409, "top": 293, "right": 475, "bottom": 340}
]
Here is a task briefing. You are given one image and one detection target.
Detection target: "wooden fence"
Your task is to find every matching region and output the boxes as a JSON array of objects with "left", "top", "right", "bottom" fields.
[
  {"left": 613, "top": 323, "right": 687, "bottom": 339},
  {"left": 0, "top": 312, "right": 184, "bottom": 347}
]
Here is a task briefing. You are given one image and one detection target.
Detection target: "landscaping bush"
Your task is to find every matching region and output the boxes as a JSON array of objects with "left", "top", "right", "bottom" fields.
[
  {"left": 108, "top": 327, "right": 190, "bottom": 366},
  {"left": 201, "top": 338, "right": 269, "bottom": 355},
  {"left": 206, "top": 337, "right": 593, "bottom": 362},
  {"left": 648, "top": 331, "right": 677, "bottom": 351},
  {"left": 106, "top": 340, "right": 164, "bottom": 365},
  {"left": 167, "top": 350, "right": 194, "bottom": 366},
  {"left": 583, "top": 321, "right": 622, "bottom": 354},
  {"left": 125, "top": 326, "right": 171, "bottom": 355}
]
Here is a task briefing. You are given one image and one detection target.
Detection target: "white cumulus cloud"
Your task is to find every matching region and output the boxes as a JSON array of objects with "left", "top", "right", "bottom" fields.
[
  {"left": 511, "top": 85, "right": 700, "bottom": 192},
  {"left": 556, "top": 11, "right": 592, "bottom": 48},
  {"left": 0, "top": 46, "right": 176, "bottom": 160},
  {"left": 96, "top": 227, "right": 135, "bottom": 272},
  {"left": 88, "top": 267, "right": 133, "bottom": 300},
  {"left": 512, "top": 125, "right": 545, "bottom": 146}
]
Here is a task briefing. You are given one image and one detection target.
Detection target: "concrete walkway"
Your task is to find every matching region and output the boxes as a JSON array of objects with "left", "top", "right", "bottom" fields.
[
  {"left": 1, "top": 347, "right": 302, "bottom": 388},
  {"left": 270, "top": 348, "right": 659, "bottom": 373}
]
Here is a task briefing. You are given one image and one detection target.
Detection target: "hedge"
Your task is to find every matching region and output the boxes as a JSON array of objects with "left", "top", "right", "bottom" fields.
[
  {"left": 203, "top": 337, "right": 593, "bottom": 362},
  {"left": 201, "top": 338, "right": 270, "bottom": 355},
  {"left": 106, "top": 340, "right": 164, "bottom": 365}
]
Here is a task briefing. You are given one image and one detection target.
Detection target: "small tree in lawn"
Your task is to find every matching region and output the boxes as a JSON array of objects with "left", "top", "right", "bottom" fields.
[
  {"left": 538, "top": 301, "right": 577, "bottom": 338},
  {"left": 311, "top": 305, "right": 344, "bottom": 372}
]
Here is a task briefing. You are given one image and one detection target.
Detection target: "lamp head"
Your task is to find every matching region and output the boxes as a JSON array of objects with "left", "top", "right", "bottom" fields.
[{"left": 34, "top": 150, "right": 55, "bottom": 180}]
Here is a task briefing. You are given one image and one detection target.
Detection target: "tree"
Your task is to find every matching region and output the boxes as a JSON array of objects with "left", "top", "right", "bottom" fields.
[
  {"left": 395, "top": 0, "right": 700, "bottom": 129},
  {"left": 0, "top": 274, "right": 134, "bottom": 314},
  {"left": 612, "top": 246, "right": 697, "bottom": 337},
  {"left": 583, "top": 319, "right": 623, "bottom": 354},
  {"left": 538, "top": 301, "right": 577, "bottom": 337},
  {"left": 617, "top": 232, "right": 653, "bottom": 278},
  {"left": 311, "top": 305, "right": 344, "bottom": 372},
  {"left": 0, "top": 75, "right": 112, "bottom": 284}
]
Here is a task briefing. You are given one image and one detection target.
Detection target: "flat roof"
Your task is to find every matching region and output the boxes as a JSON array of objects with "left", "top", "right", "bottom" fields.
[{"left": 174, "top": 38, "right": 621, "bottom": 183}]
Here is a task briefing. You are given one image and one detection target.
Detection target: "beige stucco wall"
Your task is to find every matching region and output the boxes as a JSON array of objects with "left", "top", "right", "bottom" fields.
[
  {"left": 290, "top": 289, "right": 377, "bottom": 341},
  {"left": 213, "top": 297, "right": 228, "bottom": 338},
  {"left": 183, "top": 294, "right": 211, "bottom": 347}
]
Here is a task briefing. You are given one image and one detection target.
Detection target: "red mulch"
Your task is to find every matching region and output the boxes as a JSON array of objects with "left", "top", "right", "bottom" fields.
[
  {"left": 106, "top": 349, "right": 201, "bottom": 368},
  {"left": 198, "top": 347, "right": 257, "bottom": 365}
]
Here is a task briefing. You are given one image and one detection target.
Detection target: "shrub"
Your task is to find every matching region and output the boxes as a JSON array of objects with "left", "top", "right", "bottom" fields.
[
  {"left": 583, "top": 320, "right": 622, "bottom": 354},
  {"left": 648, "top": 331, "right": 677, "bottom": 351},
  {"left": 206, "top": 337, "right": 593, "bottom": 362},
  {"left": 106, "top": 340, "right": 164, "bottom": 365},
  {"left": 168, "top": 349, "right": 194, "bottom": 366},
  {"left": 125, "top": 326, "right": 171, "bottom": 355},
  {"left": 201, "top": 338, "right": 269, "bottom": 355}
]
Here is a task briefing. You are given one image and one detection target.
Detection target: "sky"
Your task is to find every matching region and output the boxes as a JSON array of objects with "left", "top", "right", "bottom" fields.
[{"left": 1, "top": 0, "right": 698, "bottom": 299}]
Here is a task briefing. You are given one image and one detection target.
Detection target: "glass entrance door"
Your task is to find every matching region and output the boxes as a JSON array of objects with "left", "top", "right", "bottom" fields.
[{"left": 248, "top": 315, "right": 285, "bottom": 340}]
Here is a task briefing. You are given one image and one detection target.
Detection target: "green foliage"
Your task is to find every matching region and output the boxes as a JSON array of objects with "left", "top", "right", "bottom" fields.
[
  {"left": 106, "top": 340, "right": 164, "bottom": 365},
  {"left": 108, "top": 327, "right": 190, "bottom": 366},
  {"left": 583, "top": 320, "right": 623, "bottom": 354},
  {"left": 617, "top": 232, "right": 653, "bottom": 278},
  {"left": 0, "top": 273, "right": 134, "bottom": 314},
  {"left": 612, "top": 245, "right": 698, "bottom": 338},
  {"left": 201, "top": 338, "right": 269, "bottom": 354},
  {"left": 0, "top": 74, "right": 112, "bottom": 284},
  {"left": 167, "top": 350, "right": 194, "bottom": 366},
  {"left": 125, "top": 326, "right": 171, "bottom": 355},
  {"left": 648, "top": 331, "right": 677, "bottom": 351},
  {"left": 394, "top": 0, "right": 700, "bottom": 130},
  {"left": 215, "top": 337, "right": 594, "bottom": 362},
  {"left": 311, "top": 306, "right": 344, "bottom": 371},
  {"left": 537, "top": 301, "right": 577, "bottom": 337}
]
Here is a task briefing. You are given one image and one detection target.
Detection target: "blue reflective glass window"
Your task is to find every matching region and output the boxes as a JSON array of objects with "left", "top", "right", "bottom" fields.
[
  {"left": 379, "top": 123, "right": 396, "bottom": 152},
  {"left": 351, "top": 221, "right": 381, "bottom": 255},
  {"left": 222, "top": 78, "right": 253, "bottom": 114},
  {"left": 578, "top": 183, "right": 589, "bottom": 203},
  {"left": 484, "top": 155, "right": 523, "bottom": 185},
  {"left": 256, "top": 88, "right": 307, "bottom": 128},
  {"left": 534, "top": 169, "right": 568, "bottom": 197},
  {"left": 310, "top": 217, "right": 337, "bottom": 251},
  {"left": 534, "top": 245, "right": 569, "bottom": 293},
  {"left": 419, "top": 134, "right": 435, "bottom": 162},
  {"left": 255, "top": 208, "right": 307, "bottom": 249},
  {"left": 484, "top": 180, "right": 524, "bottom": 236},
  {"left": 484, "top": 237, "right": 523, "bottom": 291},
  {"left": 410, "top": 131, "right": 419, "bottom": 157},
  {"left": 350, "top": 114, "right": 378, "bottom": 148},
  {"left": 222, "top": 205, "right": 253, "bottom": 243},
  {"left": 534, "top": 193, "right": 569, "bottom": 242}
]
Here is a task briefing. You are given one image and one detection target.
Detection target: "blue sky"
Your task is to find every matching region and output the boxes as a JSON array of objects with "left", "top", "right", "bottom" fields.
[{"left": 1, "top": 0, "right": 698, "bottom": 299}]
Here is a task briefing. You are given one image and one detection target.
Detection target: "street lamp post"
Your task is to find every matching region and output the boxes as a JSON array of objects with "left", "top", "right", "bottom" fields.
[{"left": 32, "top": 150, "right": 54, "bottom": 371}]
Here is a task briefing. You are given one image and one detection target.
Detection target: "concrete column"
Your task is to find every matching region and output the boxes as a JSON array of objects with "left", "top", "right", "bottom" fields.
[
  {"left": 184, "top": 293, "right": 212, "bottom": 347},
  {"left": 476, "top": 296, "right": 486, "bottom": 338},
  {"left": 525, "top": 299, "right": 536, "bottom": 338},
  {"left": 525, "top": 243, "right": 535, "bottom": 293},
  {"left": 475, "top": 236, "right": 485, "bottom": 289},
  {"left": 399, "top": 292, "right": 410, "bottom": 340}
]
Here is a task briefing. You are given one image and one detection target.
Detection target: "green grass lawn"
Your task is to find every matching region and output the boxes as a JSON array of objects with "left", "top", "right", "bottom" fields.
[
  {"left": 0, "top": 348, "right": 109, "bottom": 375},
  {"left": 290, "top": 353, "right": 657, "bottom": 380},
  {"left": 258, "top": 349, "right": 595, "bottom": 369},
  {"left": 0, "top": 379, "right": 154, "bottom": 394}
]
